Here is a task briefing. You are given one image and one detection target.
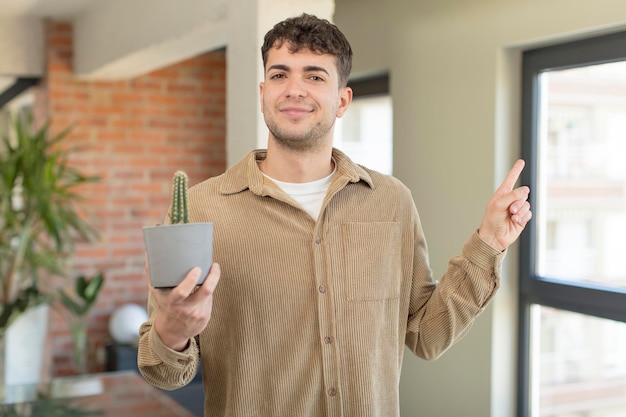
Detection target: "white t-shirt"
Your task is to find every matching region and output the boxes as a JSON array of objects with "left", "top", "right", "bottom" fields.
[{"left": 264, "top": 167, "right": 336, "bottom": 220}]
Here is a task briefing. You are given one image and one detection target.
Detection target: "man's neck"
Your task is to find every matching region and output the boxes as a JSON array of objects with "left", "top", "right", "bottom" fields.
[{"left": 259, "top": 141, "right": 334, "bottom": 183}]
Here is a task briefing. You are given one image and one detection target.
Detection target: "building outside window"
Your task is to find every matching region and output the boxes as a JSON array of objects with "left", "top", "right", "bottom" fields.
[{"left": 519, "top": 32, "right": 626, "bottom": 417}]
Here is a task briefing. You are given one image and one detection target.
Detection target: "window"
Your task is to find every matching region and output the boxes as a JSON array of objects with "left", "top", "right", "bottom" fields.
[
  {"left": 335, "top": 73, "right": 392, "bottom": 175},
  {"left": 519, "top": 32, "right": 626, "bottom": 417}
]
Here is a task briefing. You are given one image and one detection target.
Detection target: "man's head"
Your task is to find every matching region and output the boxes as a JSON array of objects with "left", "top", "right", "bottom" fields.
[{"left": 261, "top": 13, "right": 353, "bottom": 88}]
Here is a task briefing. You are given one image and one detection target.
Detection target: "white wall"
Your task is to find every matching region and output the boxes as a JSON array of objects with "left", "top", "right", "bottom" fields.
[
  {"left": 334, "top": 0, "right": 626, "bottom": 416},
  {"left": 0, "top": 17, "right": 43, "bottom": 76}
]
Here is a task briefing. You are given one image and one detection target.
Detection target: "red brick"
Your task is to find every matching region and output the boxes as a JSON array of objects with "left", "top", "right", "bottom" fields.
[
  {"left": 38, "top": 19, "right": 225, "bottom": 378},
  {"left": 34, "top": 22, "right": 225, "bottom": 375}
]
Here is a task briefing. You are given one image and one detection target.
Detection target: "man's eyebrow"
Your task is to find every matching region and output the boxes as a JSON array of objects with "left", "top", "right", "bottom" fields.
[
  {"left": 267, "top": 64, "right": 330, "bottom": 75},
  {"left": 267, "top": 64, "right": 290, "bottom": 73},
  {"left": 303, "top": 65, "right": 330, "bottom": 75}
]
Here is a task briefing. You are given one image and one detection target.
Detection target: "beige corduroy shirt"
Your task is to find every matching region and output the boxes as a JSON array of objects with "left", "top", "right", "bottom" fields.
[{"left": 138, "top": 149, "right": 505, "bottom": 417}]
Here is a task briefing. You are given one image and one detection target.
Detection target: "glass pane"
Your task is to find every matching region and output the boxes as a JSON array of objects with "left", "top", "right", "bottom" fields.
[
  {"left": 536, "top": 61, "right": 626, "bottom": 289},
  {"left": 335, "top": 95, "right": 393, "bottom": 175},
  {"left": 531, "top": 305, "right": 626, "bottom": 417}
]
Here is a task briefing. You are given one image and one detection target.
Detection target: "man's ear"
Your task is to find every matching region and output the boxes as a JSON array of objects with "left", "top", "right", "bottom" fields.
[
  {"left": 336, "top": 86, "right": 353, "bottom": 118},
  {"left": 259, "top": 81, "right": 265, "bottom": 113}
]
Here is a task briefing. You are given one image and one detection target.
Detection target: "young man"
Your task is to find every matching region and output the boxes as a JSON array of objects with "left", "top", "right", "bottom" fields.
[{"left": 138, "top": 13, "right": 531, "bottom": 417}]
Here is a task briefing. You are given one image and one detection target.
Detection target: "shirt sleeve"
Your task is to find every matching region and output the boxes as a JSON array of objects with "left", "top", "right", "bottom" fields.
[
  {"left": 137, "top": 293, "right": 200, "bottom": 390},
  {"left": 405, "top": 229, "right": 505, "bottom": 360}
]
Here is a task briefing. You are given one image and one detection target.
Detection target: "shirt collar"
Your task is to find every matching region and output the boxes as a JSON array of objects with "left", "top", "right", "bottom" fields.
[{"left": 219, "top": 148, "right": 374, "bottom": 196}]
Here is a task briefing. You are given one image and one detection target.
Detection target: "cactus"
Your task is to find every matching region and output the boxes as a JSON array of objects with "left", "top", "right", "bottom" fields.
[{"left": 170, "top": 170, "right": 189, "bottom": 224}]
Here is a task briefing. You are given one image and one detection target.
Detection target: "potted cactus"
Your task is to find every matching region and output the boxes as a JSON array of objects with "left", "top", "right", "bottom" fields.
[{"left": 143, "top": 171, "right": 213, "bottom": 288}]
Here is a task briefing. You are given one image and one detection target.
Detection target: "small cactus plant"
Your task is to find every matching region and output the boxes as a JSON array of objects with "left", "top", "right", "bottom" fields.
[
  {"left": 144, "top": 169, "right": 213, "bottom": 288},
  {"left": 170, "top": 170, "right": 189, "bottom": 224}
]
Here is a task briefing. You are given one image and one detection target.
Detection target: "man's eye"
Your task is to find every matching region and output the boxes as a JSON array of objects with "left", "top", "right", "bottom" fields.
[
  {"left": 309, "top": 75, "right": 324, "bottom": 81},
  {"left": 271, "top": 73, "right": 286, "bottom": 79}
]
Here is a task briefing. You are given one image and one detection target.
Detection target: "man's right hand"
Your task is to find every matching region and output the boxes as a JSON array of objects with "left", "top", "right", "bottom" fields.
[{"left": 151, "top": 263, "right": 221, "bottom": 351}]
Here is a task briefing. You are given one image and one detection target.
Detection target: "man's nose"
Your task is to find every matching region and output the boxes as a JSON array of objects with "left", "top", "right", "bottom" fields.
[{"left": 285, "top": 77, "right": 307, "bottom": 98}]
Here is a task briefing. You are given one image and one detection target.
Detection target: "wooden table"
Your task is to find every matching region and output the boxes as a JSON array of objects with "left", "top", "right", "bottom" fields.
[{"left": 0, "top": 370, "right": 196, "bottom": 416}]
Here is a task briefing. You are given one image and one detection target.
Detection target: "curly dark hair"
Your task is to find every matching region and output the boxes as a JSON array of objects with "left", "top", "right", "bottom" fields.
[{"left": 261, "top": 13, "right": 353, "bottom": 87}]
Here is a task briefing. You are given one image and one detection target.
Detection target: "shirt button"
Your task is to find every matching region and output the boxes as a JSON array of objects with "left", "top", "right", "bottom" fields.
[
  {"left": 315, "top": 236, "right": 322, "bottom": 244},
  {"left": 328, "top": 387, "right": 337, "bottom": 396},
  {"left": 319, "top": 285, "right": 326, "bottom": 293},
  {"left": 324, "top": 336, "right": 332, "bottom": 344}
]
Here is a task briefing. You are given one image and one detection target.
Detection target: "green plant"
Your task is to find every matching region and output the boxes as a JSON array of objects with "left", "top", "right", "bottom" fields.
[
  {"left": 170, "top": 170, "right": 189, "bottom": 224},
  {"left": 58, "top": 273, "right": 104, "bottom": 318},
  {"left": 0, "top": 114, "right": 99, "bottom": 330},
  {"left": 57, "top": 273, "right": 104, "bottom": 374}
]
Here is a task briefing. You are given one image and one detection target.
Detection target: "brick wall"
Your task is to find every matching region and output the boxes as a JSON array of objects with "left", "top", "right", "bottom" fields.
[{"left": 36, "top": 21, "right": 226, "bottom": 376}]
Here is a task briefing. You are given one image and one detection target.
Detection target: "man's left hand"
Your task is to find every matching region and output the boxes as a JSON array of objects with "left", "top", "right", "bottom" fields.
[{"left": 478, "top": 159, "right": 532, "bottom": 251}]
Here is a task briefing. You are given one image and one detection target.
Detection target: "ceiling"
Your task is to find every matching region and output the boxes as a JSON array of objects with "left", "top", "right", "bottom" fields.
[
  {"left": 0, "top": 0, "right": 100, "bottom": 19},
  {"left": 0, "top": 0, "right": 154, "bottom": 108},
  {"left": 0, "top": 0, "right": 231, "bottom": 108},
  {"left": 0, "top": 0, "right": 103, "bottom": 108}
]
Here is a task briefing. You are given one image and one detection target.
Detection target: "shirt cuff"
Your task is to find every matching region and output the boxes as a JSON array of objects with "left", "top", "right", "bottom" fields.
[
  {"left": 148, "top": 327, "right": 197, "bottom": 369},
  {"left": 463, "top": 230, "right": 506, "bottom": 274}
]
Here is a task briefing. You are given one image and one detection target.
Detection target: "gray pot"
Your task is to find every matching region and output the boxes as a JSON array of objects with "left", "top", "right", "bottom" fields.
[{"left": 143, "top": 222, "right": 213, "bottom": 288}]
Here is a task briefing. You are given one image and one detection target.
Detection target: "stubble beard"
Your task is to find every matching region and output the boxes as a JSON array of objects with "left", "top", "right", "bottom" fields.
[
  {"left": 264, "top": 111, "right": 335, "bottom": 153},
  {"left": 269, "top": 125, "right": 323, "bottom": 152}
]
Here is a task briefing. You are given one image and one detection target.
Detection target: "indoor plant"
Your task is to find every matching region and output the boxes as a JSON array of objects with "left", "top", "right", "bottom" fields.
[
  {"left": 143, "top": 170, "right": 213, "bottom": 288},
  {"left": 0, "top": 113, "right": 99, "bottom": 385},
  {"left": 57, "top": 272, "right": 104, "bottom": 374}
]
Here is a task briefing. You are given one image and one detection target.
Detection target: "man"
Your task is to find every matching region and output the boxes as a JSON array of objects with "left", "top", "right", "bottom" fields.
[{"left": 138, "top": 13, "right": 531, "bottom": 417}]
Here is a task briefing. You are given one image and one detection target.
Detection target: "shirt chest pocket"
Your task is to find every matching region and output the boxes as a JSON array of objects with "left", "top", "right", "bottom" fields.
[{"left": 341, "top": 222, "right": 401, "bottom": 301}]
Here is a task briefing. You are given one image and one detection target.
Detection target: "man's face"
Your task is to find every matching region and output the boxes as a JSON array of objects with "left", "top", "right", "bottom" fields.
[{"left": 259, "top": 42, "right": 352, "bottom": 152}]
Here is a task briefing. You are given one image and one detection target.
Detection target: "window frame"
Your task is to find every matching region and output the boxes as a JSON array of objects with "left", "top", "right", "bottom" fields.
[
  {"left": 347, "top": 72, "right": 389, "bottom": 98},
  {"left": 518, "top": 30, "right": 626, "bottom": 417}
]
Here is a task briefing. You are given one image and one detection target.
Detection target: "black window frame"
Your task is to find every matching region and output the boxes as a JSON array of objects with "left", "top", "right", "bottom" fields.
[
  {"left": 0, "top": 77, "right": 39, "bottom": 109},
  {"left": 518, "top": 30, "right": 626, "bottom": 417},
  {"left": 347, "top": 72, "right": 389, "bottom": 98}
]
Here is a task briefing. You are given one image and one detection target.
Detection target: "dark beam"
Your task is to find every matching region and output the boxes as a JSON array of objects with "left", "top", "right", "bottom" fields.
[{"left": 0, "top": 77, "right": 39, "bottom": 109}]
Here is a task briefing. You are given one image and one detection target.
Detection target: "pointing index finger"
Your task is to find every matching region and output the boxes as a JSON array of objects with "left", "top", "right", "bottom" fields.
[{"left": 497, "top": 159, "right": 525, "bottom": 194}]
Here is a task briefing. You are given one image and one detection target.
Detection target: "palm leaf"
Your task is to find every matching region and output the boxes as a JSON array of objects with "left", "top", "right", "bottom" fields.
[{"left": 0, "top": 113, "right": 100, "bottom": 320}]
